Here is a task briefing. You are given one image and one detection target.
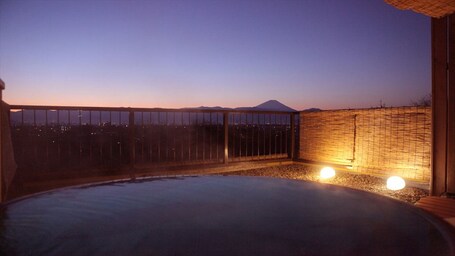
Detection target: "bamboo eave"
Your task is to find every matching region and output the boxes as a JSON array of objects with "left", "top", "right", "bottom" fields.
[{"left": 385, "top": 0, "right": 455, "bottom": 18}]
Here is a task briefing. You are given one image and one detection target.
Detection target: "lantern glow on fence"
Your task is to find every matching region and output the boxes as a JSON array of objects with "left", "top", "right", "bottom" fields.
[
  {"left": 320, "top": 167, "right": 336, "bottom": 179},
  {"left": 386, "top": 176, "right": 406, "bottom": 191}
]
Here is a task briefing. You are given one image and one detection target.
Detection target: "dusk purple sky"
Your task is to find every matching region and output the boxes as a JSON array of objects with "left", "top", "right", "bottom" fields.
[{"left": 0, "top": 0, "right": 429, "bottom": 110}]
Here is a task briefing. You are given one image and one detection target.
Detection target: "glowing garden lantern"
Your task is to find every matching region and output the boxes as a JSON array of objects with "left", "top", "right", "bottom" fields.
[
  {"left": 386, "top": 176, "right": 406, "bottom": 191},
  {"left": 320, "top": 167, "right": 336, "bottom": 179}
]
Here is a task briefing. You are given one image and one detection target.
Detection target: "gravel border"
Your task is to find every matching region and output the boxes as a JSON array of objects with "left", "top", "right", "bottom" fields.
[{"left": 223, "top": 164, "right": 429, "bottom": 204}]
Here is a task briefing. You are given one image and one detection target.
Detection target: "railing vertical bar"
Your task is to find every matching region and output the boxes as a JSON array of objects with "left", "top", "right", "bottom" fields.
[
  {"left": 209, "top": 113, "right": 212, "bottom": 161},
  {"left": 33, "top": 109, "right": 37, "bottom": 163},
  {"left": 79, "top": 110, "right": 82, "bottom": 162},
  {"left": 110, "top": 112, "right": 113, "bottom": 166},
  {"left": 118, "top": 112, "right": 122, "bottom": 161},
  {"left": 19, "top": 109, "right": 24, "bottom": 172},
  {"left": 258, "top": 114, "right": 265, "bottom": 159},
  {"left": 99, "top": 111, "right": 102, "bottom": 162},
  {"left": 181, "top": 112, "right": 184, "bottom": 161},
  {"left": 128, "top": 109, "right": 135, "bottom": 175},
  {"left": 165, "top": 112, "right": 169, "bottom": 161},
  {"left": 247, "top": 113, "right": 250, "bottom": 159},
  {"left": 216, "top": 113, "right": 219, "bottom": 161},
  {"left": 173, "top": 112, "right": 176, "bottom": 161},
  {"left": 246, "top": 113, "right": 249, "bottom": 159},
  {"left": 109, "top": 112, "right": 113, "bottom": 162},
  {"left": 257, "top": 114, "right": 260, "bottom": 159},
  {"left": 239, "top": 114, "right": 242, "bottom": 159},
  {"left": 33, "top": 109, "right": 37, "bottom": 168},
  {"left": 251, "top": 113, "right": 255, "bottom": 160},
  {"left": 244, "top": 113, "right": 247, "bottom": 159},
  {"left": 203, "top": 113, "right": 206, "bottom": 161},
  {"left": 248, "top": 113, "right": 251, "bottom": 159},
  {"left": 89, "top": 111, "right": 92, "bottom": 161},
  {"left": 274, "top": 114, "right": 277, "bottom": 158},
  {"left": 196, "top": 113, "right": 199, "bottom": 160},
  {"left": 231, "top": 114, "right": 235, "bottom": 160},
  {"left": 188, "top": 112, "right": 191, "bottom": 161},
  {"left": 45, "top": 110, "right": 49, "bottom": 166},
  {"left": 158, "top": 112, "right": 161, "bottom": 162},
  {"left": 223, "top": 112, "right": 229, "bottom": 164},
  {"left": 257, "top": 114, "right": 260, "bottom": 158},
  {"left": 67, "top": 110, "right": 71, "bottom": 163},
  {"left": 290, "top": 113, "right": 295, "bottom": 160},
  {"left": 285, "top": 114, "right": 288, "bottom": 156},
  {"left": 57, "top": 110, "right": 61, "bottom": 164},
  {"left": 151, "top": 111, "right": 153, "bottom": 162},
  {"left": 280, "top": 114, "right": 283, "bottom": 155},
  {"left": 269, "top": 114, "right": 272, "bottom": 157},
  {"left": 140, "top": 112, "right": 144, "bottom": 162}
]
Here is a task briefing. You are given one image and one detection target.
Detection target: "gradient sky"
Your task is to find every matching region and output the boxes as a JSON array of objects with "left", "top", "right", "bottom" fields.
[{"left": 0, "top": 0, "right": 430, "bottom": 110}]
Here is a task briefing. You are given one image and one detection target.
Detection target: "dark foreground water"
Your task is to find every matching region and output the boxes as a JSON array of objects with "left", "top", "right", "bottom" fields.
[{"left": 0, "top": 176, "right": 454, "bottom": 256}]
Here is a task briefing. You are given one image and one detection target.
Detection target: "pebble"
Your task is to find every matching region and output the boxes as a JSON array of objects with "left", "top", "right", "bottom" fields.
[{"left": 225, "top": 164, "right": 429, "bottom": 204}]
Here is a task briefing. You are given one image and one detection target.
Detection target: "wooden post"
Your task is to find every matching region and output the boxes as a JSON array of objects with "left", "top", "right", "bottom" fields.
[
  {"left": 289, "top": 113, "right": 295, "bottom": 160},
  {"left": 223, "top": 112, "right": 229, "bottom": 164},
  {"left": 128, "top": 109, "right": 136, "bottom": 178},
  {"left": 0, "top": 79, "right": 4, "bottom": 202},
  {"left": 431, "top": 14, "right": 455, "bottom": 196},
  {"left": 431, "top": 17, "right": 448, "bottom": 196},
  {"left": 447, "top": 14, "right": 455, "bottom": 194}
]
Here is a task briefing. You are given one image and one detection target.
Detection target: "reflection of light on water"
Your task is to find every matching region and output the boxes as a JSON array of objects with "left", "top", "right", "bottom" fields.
[
  {"left": 320, "top": 167, "right": 336, "bottom": 179},
  {"left": 387, "top": 176, "right": 406, "bottom": 190}
]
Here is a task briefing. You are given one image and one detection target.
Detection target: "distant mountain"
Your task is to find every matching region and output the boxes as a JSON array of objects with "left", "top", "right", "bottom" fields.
[
  {"left": 253, "top": 100, "right": 296, "bottom": 112},
  {"left": 188, "top": 100, "right": 296, "bottom": 112},
  {"left": 302, "top": 108, "right": 321, "bottom": 112},
  {"left": 236, "top": 100, "right": 296, "bottom": 112},
  {"left": 185, "top": 106, "right": 232, "bottom": 111}
]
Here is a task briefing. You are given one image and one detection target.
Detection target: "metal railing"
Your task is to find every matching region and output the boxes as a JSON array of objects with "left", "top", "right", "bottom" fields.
[{"left": 9, "top": 105, "right": 298, "bottom": 174}]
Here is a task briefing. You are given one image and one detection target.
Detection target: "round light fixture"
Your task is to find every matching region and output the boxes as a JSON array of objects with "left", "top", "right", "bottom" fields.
[
  {"left": 386, "top": 176, "right": 406, "bottom": 191},
  {"left": 320, "top": 167, "right": 336, "bottom": 179}
]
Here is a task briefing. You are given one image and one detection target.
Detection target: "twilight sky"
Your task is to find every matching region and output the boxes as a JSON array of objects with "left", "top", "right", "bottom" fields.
[{"left": 0, "top": 0, "right": 430, "bottom": 110}]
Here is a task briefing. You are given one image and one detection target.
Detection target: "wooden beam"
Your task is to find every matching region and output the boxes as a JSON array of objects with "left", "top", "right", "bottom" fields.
[
  {"left": 431, "top": 17, "right": 448, "bottom": 196},
  {"left": 447, "top": 14, "right": 455, "bottom": 194}
]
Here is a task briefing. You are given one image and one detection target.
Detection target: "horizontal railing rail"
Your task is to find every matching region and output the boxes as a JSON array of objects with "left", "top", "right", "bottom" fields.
[
  {"left": 9, "top": 104, "right": 294, "bottom": 114},
  {"left": 8, "top": 104, "right": 298, "bottom": 176}
]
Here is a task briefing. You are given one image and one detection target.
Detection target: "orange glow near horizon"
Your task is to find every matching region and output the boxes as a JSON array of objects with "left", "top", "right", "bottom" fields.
[{"left": 4, "top": 93, "right": 284, "bottom": 109}]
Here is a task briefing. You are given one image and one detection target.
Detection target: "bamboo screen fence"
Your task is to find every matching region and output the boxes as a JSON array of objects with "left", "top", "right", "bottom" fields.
[{"left": 299, "top": 107, "right": 431, "bottom": 182}]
